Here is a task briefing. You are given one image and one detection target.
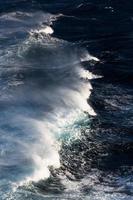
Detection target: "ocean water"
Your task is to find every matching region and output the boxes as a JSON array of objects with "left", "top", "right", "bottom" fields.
[{"left": 0, "top": 1, "right": 133, "bottom": 200}]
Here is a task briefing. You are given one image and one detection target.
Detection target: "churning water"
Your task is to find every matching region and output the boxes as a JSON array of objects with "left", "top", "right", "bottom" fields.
[{"left": 0, "top": 1, "right": 133, "bottom": 200}]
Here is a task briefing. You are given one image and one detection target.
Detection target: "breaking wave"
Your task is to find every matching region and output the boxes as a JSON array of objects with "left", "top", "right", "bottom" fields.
[{"left": 0, "top": 11, "right": 99, "bottom": 199}]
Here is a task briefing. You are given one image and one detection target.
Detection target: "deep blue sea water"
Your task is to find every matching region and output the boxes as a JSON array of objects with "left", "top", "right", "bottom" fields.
[{"left": 0, "top": 0, "right": 133, "bottom": 199}]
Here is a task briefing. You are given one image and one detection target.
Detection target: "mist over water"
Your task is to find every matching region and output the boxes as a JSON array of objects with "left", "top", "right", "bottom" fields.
[
  {"left": 0, "top": 1, "right": 133, "bottom": 200},
  {"left": 0, "top": 11, "right": 99, "bottom": 199}
]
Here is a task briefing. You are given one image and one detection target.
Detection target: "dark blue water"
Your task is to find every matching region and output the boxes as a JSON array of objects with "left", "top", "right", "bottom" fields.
[{"left": 0, "top": 0, "right": 133, "bottom": 199}]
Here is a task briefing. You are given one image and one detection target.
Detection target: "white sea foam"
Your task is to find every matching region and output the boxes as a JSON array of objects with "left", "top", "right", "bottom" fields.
[
  {"left": 30, "top": 26, "right": 54, "bottom": 36},
  {"left": 79, "top": 67, "right": 101, "bottom": 80},
  {"left": 80, "top": 52, "right": 100, "bottom": 62},
  {"left": 0, "top": 11, "right": 100, "bottom": 197},
  {"left": 0, "top": 11, "right": 57, "bottom": 39}
]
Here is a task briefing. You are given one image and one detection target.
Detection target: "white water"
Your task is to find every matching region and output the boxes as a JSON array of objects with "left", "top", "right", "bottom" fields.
[{"left": 0, "top": 11, "right": 100, "bottom": 199}]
